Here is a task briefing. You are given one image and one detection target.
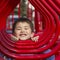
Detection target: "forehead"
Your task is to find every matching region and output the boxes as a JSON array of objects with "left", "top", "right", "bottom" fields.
[{"left": 16, "top": 22, "right": 30, "bottom": 27}]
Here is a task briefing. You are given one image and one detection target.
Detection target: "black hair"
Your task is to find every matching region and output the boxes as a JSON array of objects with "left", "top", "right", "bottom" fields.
[{"left": 12, "top": 17, "right": 34, "bottom": 33}]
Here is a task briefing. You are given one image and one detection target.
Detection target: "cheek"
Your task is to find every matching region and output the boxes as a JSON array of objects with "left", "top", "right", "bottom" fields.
[
  {"left": 14, "top": 30, "right": 20, "bottom": 35},
  {"left": 27, "top": 31, "right": 32, "bottom": 37},
  {"left": 26, "top": 29, "right": 32, "bottom": 34}
]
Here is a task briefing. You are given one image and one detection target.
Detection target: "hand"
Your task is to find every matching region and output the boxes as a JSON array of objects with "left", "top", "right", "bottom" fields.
[
  {"left": 31, "top": 36, "right": 39, "bottom": 42},
  {"left": 10, "top": 35, "right": 19, "bottom": 41}
]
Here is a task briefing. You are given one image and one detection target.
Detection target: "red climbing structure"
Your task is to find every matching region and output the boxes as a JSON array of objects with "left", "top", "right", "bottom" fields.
[{"left": 0, "top": 0, "right": 60, "bottom": 60}]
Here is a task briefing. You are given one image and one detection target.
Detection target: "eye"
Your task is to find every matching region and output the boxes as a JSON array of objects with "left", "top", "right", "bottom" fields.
[
  {"left": 16, "top": 28, "right": 21, "bottom": 30},
  {"left": 25, "top": 28, "right": 28, "bottom": 30}
]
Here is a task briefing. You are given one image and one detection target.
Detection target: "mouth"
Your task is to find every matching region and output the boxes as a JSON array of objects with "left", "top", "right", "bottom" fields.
[{"left": 19, "top": 34, "right": 27, "bottom": 36}]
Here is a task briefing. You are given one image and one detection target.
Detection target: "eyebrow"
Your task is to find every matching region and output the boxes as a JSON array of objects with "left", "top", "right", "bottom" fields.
[
  {"left": 24, "top": 26, "right": 30, "bottom": 28},
  {"left": 16, "top": 26, "right": 30, "bottom": 28}
]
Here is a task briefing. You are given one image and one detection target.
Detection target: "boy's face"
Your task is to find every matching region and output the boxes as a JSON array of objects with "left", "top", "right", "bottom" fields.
[{"left": 14, "top": 22, "right": 34, "bottom": 40}]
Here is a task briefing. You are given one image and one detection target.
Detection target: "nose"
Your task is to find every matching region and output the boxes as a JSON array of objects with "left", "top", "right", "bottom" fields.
[{"left": 21, "top": 29, "right": 25, "bottom": 33}]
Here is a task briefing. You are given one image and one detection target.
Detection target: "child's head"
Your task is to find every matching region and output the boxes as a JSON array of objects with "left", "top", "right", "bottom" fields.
[{"left": 12, "top": 17, "right": 34, "bottom": 40}]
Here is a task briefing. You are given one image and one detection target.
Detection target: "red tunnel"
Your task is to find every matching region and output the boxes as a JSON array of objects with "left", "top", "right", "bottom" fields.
[{"left": 0, "top": 0, "right": 60, "bottom": 60}]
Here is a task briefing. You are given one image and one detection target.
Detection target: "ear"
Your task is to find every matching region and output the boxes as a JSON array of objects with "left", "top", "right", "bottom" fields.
[{"left": 31, "top": 33, "right": 35, "bottom": 38}]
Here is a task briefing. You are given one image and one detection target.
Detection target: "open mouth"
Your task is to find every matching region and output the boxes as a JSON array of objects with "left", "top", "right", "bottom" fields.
[{"left": 19, "top": 34, "right": 27, "bottom": 36}]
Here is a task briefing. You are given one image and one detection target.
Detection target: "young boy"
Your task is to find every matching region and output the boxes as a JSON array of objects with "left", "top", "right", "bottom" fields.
[{"left": 11, "top": 17, "right": 39, "bottom": 42}]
